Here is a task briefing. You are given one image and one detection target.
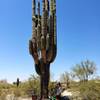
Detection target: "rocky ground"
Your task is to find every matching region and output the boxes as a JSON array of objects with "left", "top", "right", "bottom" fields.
[
  {"left": 5, "top": 90, "right": 81, "bottom": 100},
  {"left": 6, "top": 94, "right": 31, "bottom": 100}
]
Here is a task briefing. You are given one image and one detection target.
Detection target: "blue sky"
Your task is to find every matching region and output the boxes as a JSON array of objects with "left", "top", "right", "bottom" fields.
[{"left": 0, "top": 0, "right": 100, "bottom": 83}]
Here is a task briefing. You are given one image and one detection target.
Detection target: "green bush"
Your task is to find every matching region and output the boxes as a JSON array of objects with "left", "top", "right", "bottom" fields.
[{"left": 78, "top": 81, "right": 100, "bottom": 100}]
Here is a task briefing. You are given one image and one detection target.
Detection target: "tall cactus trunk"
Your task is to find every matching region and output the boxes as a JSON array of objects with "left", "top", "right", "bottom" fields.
[
  {"left": 29, "top": 0, "right": 57, "bottom": 99},
  {"left": 40, "top": 62, "right": 50, "bottom": 99}
]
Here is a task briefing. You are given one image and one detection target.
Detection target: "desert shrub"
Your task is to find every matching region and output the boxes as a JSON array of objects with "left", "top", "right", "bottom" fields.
[
  {"left": 20, "top": 80, "right": 40, "bottom": 97},
  {"left": 0, "top": 91, "right": 7, "bottom": 100},
  {"left": 0, "top": 83, "right": 12, "bottom": 90},
  {"left": 79, "top": 81, "right": 100, "bottom": 100},
  {"left": 13, "top": 88, "right": 22, "bottom": 97}
]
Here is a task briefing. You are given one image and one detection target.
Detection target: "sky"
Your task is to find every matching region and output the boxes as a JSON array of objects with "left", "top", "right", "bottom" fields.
[{"left": 0, "top": 0, "right": 100, "bottom": 83}]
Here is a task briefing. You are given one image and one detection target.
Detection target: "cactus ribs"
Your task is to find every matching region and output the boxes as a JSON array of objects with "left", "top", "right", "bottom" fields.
[{"left": 29, "top": 0, "right": 57, "bottom": 99}]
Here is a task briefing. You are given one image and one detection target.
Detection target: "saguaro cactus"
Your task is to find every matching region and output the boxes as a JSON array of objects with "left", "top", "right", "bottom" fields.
[{"left": 29, "top": 0, "right": 57, "bottom": 99}]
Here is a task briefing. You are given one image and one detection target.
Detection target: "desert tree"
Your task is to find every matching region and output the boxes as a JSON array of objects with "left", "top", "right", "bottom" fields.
[{"left": 72, "top": 60, "right": 96, "bottom": 82}]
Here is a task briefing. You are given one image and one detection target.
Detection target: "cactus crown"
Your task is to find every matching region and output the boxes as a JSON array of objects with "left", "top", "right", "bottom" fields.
[{"left": 30, "top": 0, "right": 57, "bottom": 64}]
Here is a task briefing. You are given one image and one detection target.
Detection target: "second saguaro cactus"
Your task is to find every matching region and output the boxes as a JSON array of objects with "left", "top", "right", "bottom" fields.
[{"left": 29, "top": 0, "right": 57, "bottom": 99}]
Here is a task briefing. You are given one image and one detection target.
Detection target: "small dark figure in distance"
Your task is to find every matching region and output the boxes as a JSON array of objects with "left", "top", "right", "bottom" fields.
[{"left": 16, "top": 78, "right": 20, "bottom": 87}]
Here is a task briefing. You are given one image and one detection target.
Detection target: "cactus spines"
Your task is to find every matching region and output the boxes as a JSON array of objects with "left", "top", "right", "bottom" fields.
[{"left": 29, "top": 0, "right": 57, "bottom": 99}]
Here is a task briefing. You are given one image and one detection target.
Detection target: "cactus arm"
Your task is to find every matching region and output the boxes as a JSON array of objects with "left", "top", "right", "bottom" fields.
[
  {"left": 45, "top": 0, "right": 50, "bottom": 51},
  {"left": 29, "top": 40, "right": 33, "bottom": 55},
  {"left": 47, "top": 0, "right": 57, "bottom": 63},
  {"left": 35, "top": 63, "right": 41, "bottom": 75},
  {"left": 50, "top": 0, "right": 57, "bottom": 62},
  {"left": 52, "top": 0, "right": 57, "bottom": 61},
  {"left": 37, "top": 0, "right": 41, "bottom": 53},
  {"left": 47, "top": 0, "right": 54, "bottom": 62},
  {"left": 29, "top": 0, "right": 39, "bottom": 65},
  {"left": 53, "top": 0, "right": 57, "bottom": 46},
  {"left": 29, "top": 39, "right": 39, "bottom": 65},
  {"left": 32, "top": 0, "right": 36, "bottom": 40},
  {"left": 32, "top": 0, "right": 36, "bottom": 16},
  {"left": 41, "top": 0, "right": 47, "bottom": 63}
]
